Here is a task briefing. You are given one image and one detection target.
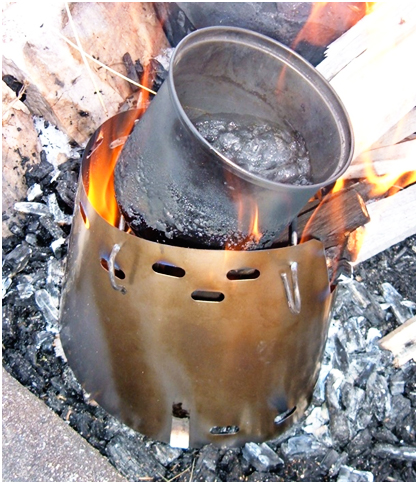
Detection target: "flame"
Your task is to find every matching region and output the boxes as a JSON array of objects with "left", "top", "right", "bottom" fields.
[
  {"left": 250, "top": 203, "right": 262, "bottom": 245},
  {"left": 225, "top": 197, "right": 262, "bottom": 251},
  {"left": 292, "top": 2, "right": 374, "bottom": 50},
  {"left": 86, "top": 56, "right": 157, "bottom": 226},
  {"left": 87, "top": 120, "right": 135, "bottom": 227},
  {"left": 359, "top": 148, "right": 416, "bottom": 198}
]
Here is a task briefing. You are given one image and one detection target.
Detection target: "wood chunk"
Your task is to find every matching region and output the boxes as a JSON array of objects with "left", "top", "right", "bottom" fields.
[
  {"left": 371, "top": 108, "right": 416, "bottom": 150},
  {"left": 344, "top": 139, "right": 416, "bottom": 179},
  {"left": 278, "top": 188, "right": 370, "bottom": 248},
  {"left": 350, "top": 184, "right": 416, "bottom": 265},
  {"left": 379, "top": 317, "right": 416, "bottom": 367},
  {"left": 317, "top": 1, "right": 416, "bottom": 159}
]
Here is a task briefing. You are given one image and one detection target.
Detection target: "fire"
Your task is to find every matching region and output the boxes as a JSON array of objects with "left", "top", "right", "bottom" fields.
[
  {"left": 291, "top": 2, "right": 373, "bottom": 49},
  {"left": 250, "top": 203, "right": 262, "bottom": 245},
  {"left": 359, "top": 149, "right": 416, "bottom": 198},
  {"left": 225, "top": 197, "right": 262, "bottom": 251}
]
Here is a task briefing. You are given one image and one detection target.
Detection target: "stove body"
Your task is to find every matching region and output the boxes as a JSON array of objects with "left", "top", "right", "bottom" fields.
[{"left": 60, "top": 110, "right": 333, "bottom": 448}]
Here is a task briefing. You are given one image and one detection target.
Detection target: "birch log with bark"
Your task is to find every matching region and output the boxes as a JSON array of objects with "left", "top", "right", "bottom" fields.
[{"left": 2, "top": 1, "right": 168, "bottom": 145}]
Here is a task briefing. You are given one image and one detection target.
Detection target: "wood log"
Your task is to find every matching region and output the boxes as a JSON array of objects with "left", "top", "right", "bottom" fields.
[
  {"left": 2, "top": 2, "right": 168, "bottom": 145},
  {"left": 2, "top": 82, "right": 41, "bottom": 236},
  {"left": 317, "top": 1, "right": 416, "bottom": 160},
  {"left": 277, "top": 187, "right": 370, "bottom": 248},
  {"left": 371, "top": 108, "right": 416, "bottom": 150},
  {"left": 379, "top": 316, "right": 416, "bottom": 367},
  {"left": 349, "top": 184, "right": 416, "bottom": 265}
]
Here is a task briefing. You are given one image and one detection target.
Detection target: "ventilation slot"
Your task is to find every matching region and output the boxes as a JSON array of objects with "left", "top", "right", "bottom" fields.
[
  {"left": 79, "top": 203, "right": 90, "bottom": 229},
  {"left": 100, "top": 258, "right": 126, "bottom": 280},
  {"left": 227, "top": 268, "right": 260, "bottom": 280},
  {"left": 274, "top": 406, "right": 297, "bottom": 425},
  {"left": 210, "top": 425, "right": 239, "bottom": 435},
  {"left": 191, "top": 290, "right": 225, "bottom": 302},
  {"left": 152, "top": 261, "right": 185, "bottom": 278}
]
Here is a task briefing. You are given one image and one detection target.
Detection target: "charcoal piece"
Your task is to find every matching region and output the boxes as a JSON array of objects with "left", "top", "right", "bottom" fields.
[
  {"left": 370, "top": 427, "right": 399, "bottom": 445},
  {"left": 246, "top": 471, "right": 283, "bottom": 482},
  {"left": 281, "top": 435, "right": 329, "bottom": 459},
  {"left": 38, "top": 215, "right": 66, "bottom": 240},
  {"left": 346, "top": 429, "right": 373, "bottom": 457},
  {"left": 24, "top": 155, "right": 54, "bottom": 187},
  {"left": 9, "top": 223, "right": 25, "bottom": 238},
  {"left": 383, "top": 394, "right": 411, "bottom": 430},
  {"left": 303, "top": 404, "right": 329, "bottom": 433},
  {"left": 61, "top": 366, "right": 84, "bottom": 397},
  {"left": 2, "top": 304, "right": 17, "bottom": 346},
  {"left": 69, "top": 410, "right": 93, "bottom": 438},
  {"left": 50, "top": 237, "right": 66, "bottom": 259},
  {"left": 372, "top": 443, "right": 416, "bottom": 461},
  {"left": 242, "top": 442, "right": 283, "bottom": 473},
  {"left": 56, "top": 178, "right": 78, "bottom": 209},
  {"left": 325, "top": 368, "right": 344, "bottom": 411},
  {"left": 395, "top": 412, "right": 416, "bottom": 445},
  {"left": 152, "top": 442, "right": 182, "bottom": 466},
  {"left": 106, "top": 432, "right": 166, "bottom": 481},
  {"left": 366, "top": 371, "right": 391, "bottom": 421},
  {"left": 2, "top": 74, "right": 26, "bottom": 98},
  {"left": 3, "top": 243, "right": 32, "bottom": 278},
  {"left": 332, "top": 336, "right": 350, "bottom": 371},
  {"left": 311, "top": 363, "right": 332, "bottom": 406},
  {"left": 354, "top": 362, "right": 376, "bottom": 389},
  {"left": 339, "top": 317, "right": 366, "bottom": 354},
  {"left": 34, "top": 289, "right": 59, "bottom": 330},
  {"left": 2, "top": 277, "right": 13, "bottom": 299},
  {"left": 389, "top": 369, "right": 406, "bottom": 395},
  {"left": 153, "top": 2, "right": 195, "bottom": 46},
  {"left": 328, "top": 451, "right": 348, "bottom": 479},
  {"left": 193, "top": 444, "right": 222, "bottom": 482},
  {"left": 122, "top": 52, "right": 141, "bottom": 92},
  {"left": 47, "top": 193, "right": 72, "bottom": 225},
  {"left": 337, "top": 465, "right": 374, "bottom": 482},
  {"left": 218, "top": 448, "right": 244, "bottom": 481},
  {"left": 341, "top": 382, "right": 365, "bottom": 422},
  {"left": 329, "top": 410, "right": 353, "bottom": 449},
  {"left": 25, "top": 233, "right": 38, "bottom": 246},
  {"left": 46, "top": 390, "right": 66, "bottom": 414},
  {"left": 319, "top": 449, "right": 340, "bottom": 474},
  {"left": 150, "top": 58, "right": 168, "bottom": 82},
  {"left": 381, "top": 282, "right": 413, "bottom": 324},
  {"left": 4, "top": 350, "right": 45, "bottom": 393},
  {"left": 2, "top": 235, "right": 21, "bottom": 254},
  {"left": 27, "top": 183, "right": 43, "bottom": 201},
  {"left": 34, "top": 331, "right": 54, "bottom": 351},
  {"left": 16, "top": 281, "right": 35, "bottom": 300}
]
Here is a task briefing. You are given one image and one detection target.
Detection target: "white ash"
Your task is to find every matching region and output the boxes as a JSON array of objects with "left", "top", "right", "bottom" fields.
[{"left": 33, "top": 116, "right": 81, "bottom": 167}]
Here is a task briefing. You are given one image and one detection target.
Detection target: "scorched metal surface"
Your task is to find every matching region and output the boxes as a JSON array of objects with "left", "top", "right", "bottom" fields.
[{"left": 60, "top": 110, "right": 333, "bottom": 448}]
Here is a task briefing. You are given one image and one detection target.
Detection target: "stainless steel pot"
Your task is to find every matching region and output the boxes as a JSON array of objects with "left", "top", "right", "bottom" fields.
[{"left": 115, "top": 27, "right": 354, "bottom": 249}]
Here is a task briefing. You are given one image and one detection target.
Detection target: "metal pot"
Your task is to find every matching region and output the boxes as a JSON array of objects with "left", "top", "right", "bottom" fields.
[{"left": 115, "top": 27, "right": 353, "bottom": 249}]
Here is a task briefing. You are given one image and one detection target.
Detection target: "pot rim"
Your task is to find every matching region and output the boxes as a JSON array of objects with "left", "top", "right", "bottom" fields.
[{"left": 167, "top": 26, "right": 354, "bottom": 192}]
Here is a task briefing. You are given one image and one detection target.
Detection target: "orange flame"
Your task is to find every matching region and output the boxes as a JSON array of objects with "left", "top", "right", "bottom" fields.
[
  {"left": 87, "top": 113, "right": 138, "bottom": 227},
  {"left": 87, "top": 56, "right": 157, "bottom": 226},
  {"left": 292, "top": 2, "right": 373, "bottom": 50},
  {"left": 359, "top": 149, "right": 416, "bottom": 198}
]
